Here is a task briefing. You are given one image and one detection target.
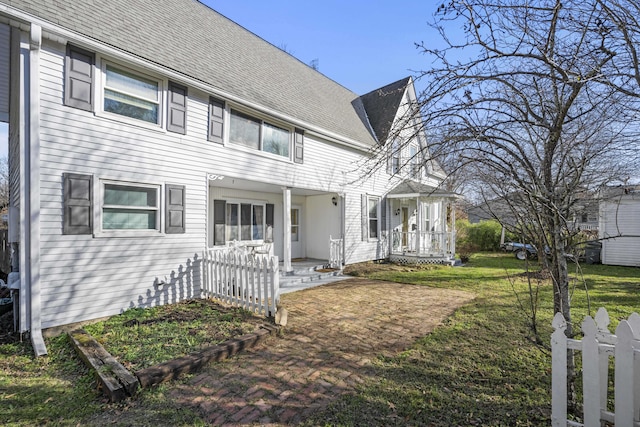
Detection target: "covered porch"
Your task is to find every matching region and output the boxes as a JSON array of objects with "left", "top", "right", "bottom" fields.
[
  {"left": 386, "top": 181, "right": 458, "bottom": 265},
  {"left": 206, "top": 173, "right": 344, "bottom": 274}
]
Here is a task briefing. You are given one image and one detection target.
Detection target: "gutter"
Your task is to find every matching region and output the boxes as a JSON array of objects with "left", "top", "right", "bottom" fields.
[
  {"left": 27, "top": 23, "right": 46, "bottom": 356},
  {"left": 0, "top": 4, "right": 374, "bottom": 153}
]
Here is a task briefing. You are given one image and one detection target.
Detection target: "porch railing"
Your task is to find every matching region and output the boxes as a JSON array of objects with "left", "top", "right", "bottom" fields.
[
  {"left": 390, "top": 230, "right": 456, "bottom": 256},
  {"left": 329, "top": 235, "right": 343, "bottom": 269},
  {"left": 202, "top": 248, "right": 279, "bottom": 316}
]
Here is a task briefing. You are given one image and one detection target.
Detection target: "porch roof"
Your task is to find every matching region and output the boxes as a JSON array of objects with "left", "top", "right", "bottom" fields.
[{"left": 386, "top": 181, "right": 460, "bottom": 200}]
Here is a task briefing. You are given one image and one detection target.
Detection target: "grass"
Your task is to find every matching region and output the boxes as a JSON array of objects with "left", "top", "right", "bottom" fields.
[
  {"left": 83, "top": 299, "right": 263, "bottom": 372},
  {"left": 2, "top": 254, "right": 639, "bottom": 426},
  {"left": 0, "top": 299, "right": 265, "bottom": 426},
  {"left": 302, "top": 253, "right": 640, "bottom": 426}
]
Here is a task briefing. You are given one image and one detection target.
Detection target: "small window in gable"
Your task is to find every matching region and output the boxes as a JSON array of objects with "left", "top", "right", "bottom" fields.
[
  {"left": 229, "top": 109, "right": 291, "bottom": 158},
  {"left": 409, "top": 144, "right": 420, "bottom": 178},
  {"left": 390, "top": 139, "right": 400, "bottom": 175},
  {"left": 103, "top": 64, "right": 161, "bottom": 125}
]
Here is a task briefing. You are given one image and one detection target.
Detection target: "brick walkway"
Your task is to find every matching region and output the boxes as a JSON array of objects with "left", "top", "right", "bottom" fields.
[{"left": 169, "top": 278, "right": 474, "bottom": 425}]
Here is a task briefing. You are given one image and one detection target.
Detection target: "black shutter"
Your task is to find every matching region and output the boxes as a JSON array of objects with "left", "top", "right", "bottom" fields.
[
  {"left": 63, "top": 173, "right": 92, "bottom": 235},
  {"left": 167, "top": 82, "right": 187, "bottom": 134},
  {"left": 294, "top": 128, "right": 304, "bottom": 163},
  {"left": 208, "top": 97, "right": 225, "bottom": 144},
  {"left": 265, "top": 203, "right": 274, "bottom": 242},
  {"left": 64, "top": 45, "right": 94, "bottom": 111},
  {"left": 214, "top": 199, "right": 226, "bottom": 245},
  {"left": 165, "top": 185, "right": 185, "bottom": 234}
]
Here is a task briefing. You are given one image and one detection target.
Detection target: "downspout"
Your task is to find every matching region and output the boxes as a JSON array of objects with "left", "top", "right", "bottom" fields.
[{"left": 28, "top": 23, "right": 46, "bottom": 356}]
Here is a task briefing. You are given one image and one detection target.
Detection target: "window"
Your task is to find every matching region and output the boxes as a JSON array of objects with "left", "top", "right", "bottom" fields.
[
  {"left": 390, "top": 139, "right": 400, "bottom": 174},
  {"left": 423, "top": 203, "right": 431, "bottom": 232},
  {"left": 368, "top": 197, "right": 379, "bottom": 239},
  {"left": 229, "top": 109, "right": 290, "bottom": 158},
  {"left": 102, "top": 183, "right": 160, "bottom": 230},
  {"left": 225, "top": 202, "right": 266, "bottom": 241},
  {"left": 291, "top": 208, "right": 300, "bottom": 242},
  {"left": 103, "top": 64, "right": 161, "bottom": 124},
  {"left": 409, "top": 145, "right": 420, "bottom": 178}
]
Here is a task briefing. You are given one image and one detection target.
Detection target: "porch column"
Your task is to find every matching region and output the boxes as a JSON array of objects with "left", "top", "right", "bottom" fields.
[
  {"left": 282, "top": 187, "right": 292, "bottom": 274},
  {"left": 415, "top": 198, "right": 422, "bottom": 254},
  {"left": 450, "top": 200, "right": 456, "bottom": 256}
]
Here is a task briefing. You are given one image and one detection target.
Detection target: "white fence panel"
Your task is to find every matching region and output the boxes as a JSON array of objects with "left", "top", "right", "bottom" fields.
[
  {"left": 552, "top": 308, "right": 640, "bottom": 427},
  {"left": 329, "top": 235, "right": 344, "bottom": 270},
  {"left": 202, "top": 248, "right": 279, "bottom": 317}
]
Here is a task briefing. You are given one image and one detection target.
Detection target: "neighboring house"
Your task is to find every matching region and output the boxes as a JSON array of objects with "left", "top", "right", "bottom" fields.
[
  {"left": 599, "top": 186, "right": 640, "bottom": 267},
  {"left": 0, "top": 0, "right": 454, "bottom": 354}
]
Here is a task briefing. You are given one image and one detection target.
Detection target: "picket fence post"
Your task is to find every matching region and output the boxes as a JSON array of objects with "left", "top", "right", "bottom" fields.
[{"left": 551, "top": 312, "right": 567, "bottom": 427}]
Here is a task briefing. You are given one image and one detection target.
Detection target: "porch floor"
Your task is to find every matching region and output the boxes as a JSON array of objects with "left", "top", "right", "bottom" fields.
[{"left": 279, "top": 258, "right": 349, "bottom": 294}]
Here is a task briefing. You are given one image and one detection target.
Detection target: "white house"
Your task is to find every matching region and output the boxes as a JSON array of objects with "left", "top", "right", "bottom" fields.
[
  {"left": 599, "top": 186, "right": 640, "bottom": 267},
  {"left": 0, "top": 0, "right": 455, "bottom": 355}
]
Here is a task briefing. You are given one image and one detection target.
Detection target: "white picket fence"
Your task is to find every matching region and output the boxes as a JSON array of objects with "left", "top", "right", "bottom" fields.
[
  {"left": 552, "top": 308, "right": 640, "bottom": 427},
  {"left": 202, "top": 249, "right": 280, "bottom": 316},
  {"left": 329, "top": 235, "right": 343, "bottom": 269}
]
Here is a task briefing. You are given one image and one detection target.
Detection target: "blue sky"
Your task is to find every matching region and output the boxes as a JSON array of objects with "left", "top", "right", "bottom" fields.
[{"left": 205, "top": 1, "right": 442, "bottom": 95}]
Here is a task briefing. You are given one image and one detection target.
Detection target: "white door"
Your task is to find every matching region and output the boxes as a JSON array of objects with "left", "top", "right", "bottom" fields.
[{"left": 291, "top": 206, "right": 303, "bottom": 259}]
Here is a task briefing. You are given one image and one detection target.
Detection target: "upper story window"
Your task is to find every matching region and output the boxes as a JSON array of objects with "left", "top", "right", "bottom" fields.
[
  {"left": 103, "top": 64, "right": 161, "bottom": 125},
  {"left": 390, "top": 139, "right": 401, "bottom": 175},
  {"left": 229, "top": 109, "right": 290, "bottom": 158},
  {"left": 409, "top": 144, "right": 420, "bottom": 178}
]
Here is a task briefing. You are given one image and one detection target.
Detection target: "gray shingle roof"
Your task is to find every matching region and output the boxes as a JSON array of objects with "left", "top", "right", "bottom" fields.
[
  {"left": 359, "top": 76, "right": 411, "bottom": 144},
  {"left": 4, "top": 0, "right": 382, "bottom": 146}
]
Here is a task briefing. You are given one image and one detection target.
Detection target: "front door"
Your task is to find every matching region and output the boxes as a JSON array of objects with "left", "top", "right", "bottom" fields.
[
  {"left": 291, "top": 206, "right": 303, "bottom": 259},
  {"left": 402, "top": 207, "right": 409, "bottom": 248}
]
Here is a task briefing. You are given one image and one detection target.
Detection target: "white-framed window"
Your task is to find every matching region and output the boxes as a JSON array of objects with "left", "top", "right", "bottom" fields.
[
  {"left": 229, "top": 109, "right": 291, "bottom": 158},
  {"left": 390, "top": 139, "right": 401, "bottom": 175},
  {"left": 101, "top": 62, "right": 162, "bottom": 126},
  {"left": 409, "top": 144, "right": 420, "bottom": 178},
  {"left": 225, "top": 202, "right": 266, "bottom": 241},
  {"left": 368, "top": 196, "right": 380, "bottom": 239},
  {"left": 101, "top": 181, "right": 160, "bottom": 231}
]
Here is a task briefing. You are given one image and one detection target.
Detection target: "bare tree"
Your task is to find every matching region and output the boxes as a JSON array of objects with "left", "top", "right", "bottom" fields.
[{"left": 366, "top": 0, "right": 640, "bottom": 408}]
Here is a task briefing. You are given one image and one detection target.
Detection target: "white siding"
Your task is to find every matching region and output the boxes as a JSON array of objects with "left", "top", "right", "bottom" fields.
[
  {"left": 0, "top": 24, "right": 9, "bottom": 121},
  {"left": 600, "top": 196, "right": 640, "bottom": 267},
  {"left": 34, "top": 38, "right": 439, "bottom": 328}
]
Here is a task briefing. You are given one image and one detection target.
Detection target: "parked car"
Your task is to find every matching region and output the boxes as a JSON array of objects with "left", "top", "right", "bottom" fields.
[{"left": 501, "top": 242, "right": 539, "bottom": 260}]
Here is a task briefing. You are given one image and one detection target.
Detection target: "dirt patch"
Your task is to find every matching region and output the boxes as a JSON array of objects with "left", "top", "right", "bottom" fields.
[{"left": 0, "top": 311, "right": 20, "bottom": 345}]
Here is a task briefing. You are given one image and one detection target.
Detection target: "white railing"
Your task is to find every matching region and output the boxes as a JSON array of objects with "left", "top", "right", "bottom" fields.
[
  {"left": 329, "top": 235, "right": 343, "bottom": 269},
  {"left": 202, "top": 248, "right": 279, "bottom": 317},
  {"left": 390, "top": 231, "right": 456, "bottom": 256},
  {"left": 552, "top": 308, "right": 640, "bottom": 427}
]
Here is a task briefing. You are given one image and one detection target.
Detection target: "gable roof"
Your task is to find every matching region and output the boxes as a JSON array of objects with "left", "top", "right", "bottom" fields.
[
  {"left": 358, "top": 76, "right": 411, "bottom": 144},
  {"left": 3, "top": 0, "right": 383, "bottom": 146}
]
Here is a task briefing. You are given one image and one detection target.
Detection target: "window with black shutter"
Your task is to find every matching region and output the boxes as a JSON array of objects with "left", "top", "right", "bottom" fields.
[
  {"left": 209, "top": 97, "right": 225, "bottom": 144},
  {"left": 165, "top": 185, "right": 185, "bottom": 234},
  {"left": 64, "top": 45, "right": 94, "bottom": 111},
  {"left": 167, "top": 82, "right": 187, "bottom": 134},
  {"left": 63, "top": 173, "right": 93, "bottom": 235}
]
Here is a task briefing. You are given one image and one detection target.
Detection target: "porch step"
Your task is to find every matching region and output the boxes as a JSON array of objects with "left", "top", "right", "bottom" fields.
[{"left": 278, "top": 263, "right": 349, "bottom": 294}]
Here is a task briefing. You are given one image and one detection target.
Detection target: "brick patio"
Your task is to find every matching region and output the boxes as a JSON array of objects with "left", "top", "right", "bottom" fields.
[{"left": 169, "top": 278, "right": 474, "bottom": 425}]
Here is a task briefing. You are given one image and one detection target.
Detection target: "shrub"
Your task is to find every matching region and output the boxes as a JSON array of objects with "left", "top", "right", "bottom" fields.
[{"left": 457, "top": 219, "right": 506, "bottom": 252}]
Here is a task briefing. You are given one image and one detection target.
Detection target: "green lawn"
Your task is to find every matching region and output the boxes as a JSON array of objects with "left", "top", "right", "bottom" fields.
[
  {"left": 303, "top": 253, "right": 640, "bottom": 426},
  {"left": 1, "top": 253, "right": 639, "bottom": 426}
]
